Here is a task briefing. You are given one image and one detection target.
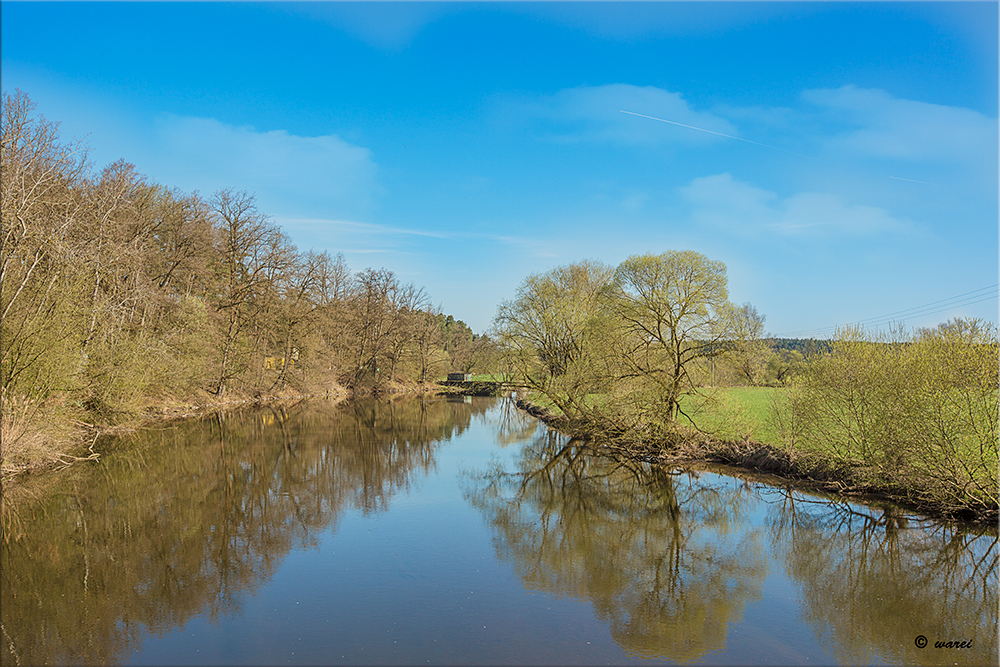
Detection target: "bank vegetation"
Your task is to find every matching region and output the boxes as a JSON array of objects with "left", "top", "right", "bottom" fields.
[
  {"left": 493, "top": 256, "right": 998, "bottom": 523},
  {"left": 1, "top": 91, "right": 495, "bottom": 480}
]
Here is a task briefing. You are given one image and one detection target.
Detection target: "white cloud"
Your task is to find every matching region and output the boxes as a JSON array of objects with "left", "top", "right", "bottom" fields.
[
  {"left": 802, "top": 85, "right": 997, "bottom": 164},
  {"left": 514, "top": 84, "right": 738, "bottom": 145},
  {"left": 279, "top": 3, "right": 457, "bottom": 51},
  {"left": 680, "top": 173, "right": 910, "bottom": 236},
  {"left": 279, "top": 218, "right": 452, "bottom": 240},
  {"left": 153, "top": 116, "right": 378, "bottom": 217}
]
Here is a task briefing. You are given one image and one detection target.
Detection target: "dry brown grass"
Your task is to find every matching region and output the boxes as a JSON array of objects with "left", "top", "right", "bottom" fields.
[
  {"left": 1, "top": 393, "right": 94, "bottom": 480},
  {"left": 1, "top": 384, "right": 351, "bottom": 485}
]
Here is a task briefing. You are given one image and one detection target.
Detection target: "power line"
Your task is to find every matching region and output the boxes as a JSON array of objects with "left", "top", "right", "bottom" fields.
[
  {"left": 840, "top": 294, "right": 998, "bottom": 333},
  {"left": 852, "top": 284, "right": 999, "bottom": 325},
  {"left": 774, "top": 284, "right": 999, "bottom": 338},
  {"left": 778, "top": 292, "right": 998, "bottom": 338},
  {"left": 778, "top": 293, "right": 998, "bottom": 338}
]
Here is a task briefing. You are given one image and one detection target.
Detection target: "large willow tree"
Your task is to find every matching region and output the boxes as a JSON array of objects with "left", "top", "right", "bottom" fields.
[
  {"left": 493, "top": 251, "right": 753, "bottom": 435},
  {"left": 605, "top": 250, "right": 738, "bottom": 424},
  {"left": 492, "top": 260, "right": 616, "bottom": 421}
]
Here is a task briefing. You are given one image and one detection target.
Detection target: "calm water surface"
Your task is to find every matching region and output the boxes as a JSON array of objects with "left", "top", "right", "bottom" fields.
[{"left": 1, "top": 396, "right": 996, "bottom": 665}]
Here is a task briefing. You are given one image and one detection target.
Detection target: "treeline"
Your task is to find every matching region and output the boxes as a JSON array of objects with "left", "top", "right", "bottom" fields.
[
  {"left": 493, "top": 253, "right": 998, "bottom": 520},
  {"left": 1, "top": 91, "right": 493, "bottom": 474}
]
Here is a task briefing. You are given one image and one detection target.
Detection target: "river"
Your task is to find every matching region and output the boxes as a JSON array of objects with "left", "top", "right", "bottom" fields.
[{"left": 1, "top": 396, "right": 996, "bottom": 665}]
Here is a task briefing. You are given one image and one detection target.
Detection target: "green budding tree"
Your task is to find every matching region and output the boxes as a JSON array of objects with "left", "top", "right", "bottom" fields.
[
  {"left": 493, "top": 250, "right": 758, "bottom": 434},
  {"left": 604, "top": 251, "right": 741, "bottom": 425}
]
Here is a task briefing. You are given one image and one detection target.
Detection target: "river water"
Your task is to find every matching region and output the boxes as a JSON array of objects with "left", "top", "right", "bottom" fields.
[{"left": 1, "top": 396, "right": 996, "bottom": 665}]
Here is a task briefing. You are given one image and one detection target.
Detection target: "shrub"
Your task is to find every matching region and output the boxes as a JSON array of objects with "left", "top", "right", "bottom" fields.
[{"left": 788, "top": 320, "right": 997, "bottom": 513}]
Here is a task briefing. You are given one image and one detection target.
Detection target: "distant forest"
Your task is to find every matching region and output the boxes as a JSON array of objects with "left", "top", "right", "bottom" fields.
[{"left": 767, "top": 338, "right": 832, "bottom": 356}]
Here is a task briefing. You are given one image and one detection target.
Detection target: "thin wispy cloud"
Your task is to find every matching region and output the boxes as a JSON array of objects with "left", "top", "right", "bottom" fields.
[
  {"left": 281, "top": 218, "right": 454, "bottom": 240},
  {"left": 480, "top": 233, "right": 560, "bottom": 258},
  {"left": 680, "top": 173, "right": 911, "bottom": 237},
  {"left": 282, "top": 217, "right": 559, "bottom": 258},
  {"left": 619, "top": 109, "right": 814, "bottom": 159},
  {"left": 620, "top": 100, "right": 955, "bottom": 187},
  {"left": 154, "top": 116, "right": 378, "bottom": 217},
  {"left": 888, "top": 176, "right": 942, "bottom": 187},
  {"left": 281, "top": 3, "right": 456, "bottom": 51}
]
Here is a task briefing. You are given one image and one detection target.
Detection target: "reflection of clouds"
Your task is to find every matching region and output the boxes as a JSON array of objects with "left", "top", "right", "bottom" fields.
[
  {"left": 465, "top": 434, "right": 767, "bottom": 662},
  {"left": 766, "top": 493, "right": 999, "bottom": 666}
]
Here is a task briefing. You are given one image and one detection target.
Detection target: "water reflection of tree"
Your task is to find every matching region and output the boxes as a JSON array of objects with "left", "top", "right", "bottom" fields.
[
  {"left": 491, "top": 396, "right": 542, "bottom": 447},
  {"left": 465, "top": 429, "right": 767, "bottom": 663},
  {"left": 767, "top": 493, "right": 998, "bottom": 666},
  {"left": 0, "top": 396, "right": 489, "bottom": 666}
]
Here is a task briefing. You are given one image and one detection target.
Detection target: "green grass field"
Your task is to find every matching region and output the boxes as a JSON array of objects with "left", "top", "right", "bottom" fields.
[
  {"left": 679, "top": 387, "right": 790, "bottom": 445},
  {"left": 469, "top": 373, "right": 509, "bottom": 382},
  {"left": 520, "top": 385, "right": 791, "bottom": 445}
]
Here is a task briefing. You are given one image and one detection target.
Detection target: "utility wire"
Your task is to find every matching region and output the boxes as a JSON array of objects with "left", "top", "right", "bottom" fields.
[
  {"left": 777, "top": 293, "right": 998, "bottom": 338},
  {"left": 774, "top": 284, "right": 999, "bottom": 338},
  {"left": 778, "top": 293, "right": 998, "bottom": 338},
  {"left": 851, "top": 284, "right": 998, "bottom": 325}
]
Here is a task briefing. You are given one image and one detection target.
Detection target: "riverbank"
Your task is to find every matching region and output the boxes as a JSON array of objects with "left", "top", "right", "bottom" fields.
[
  {"left": 0, "top": 385, "right": 352, "bottom": 484},
  {"left": 513, "top": 397, "right": 999, "bottom": 527},
  {"left": 1, "top": 379, "right": 472, "bottom": 484},
  {"left": 7, "top": 387, "right": 994, "bottom": 526}
]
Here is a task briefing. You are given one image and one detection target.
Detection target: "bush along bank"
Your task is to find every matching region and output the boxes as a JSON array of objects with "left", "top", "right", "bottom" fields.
[
  {"left": 491, "top": 253, "right": 997, "bottom": 526},
  {"left": 512, "top": 376, "right": 998, "bottom": 528}
]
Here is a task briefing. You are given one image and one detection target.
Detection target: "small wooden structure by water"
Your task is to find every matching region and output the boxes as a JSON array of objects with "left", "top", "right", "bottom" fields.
[{"left": 440, "top": 375, "right": 509, "bottom": 396}]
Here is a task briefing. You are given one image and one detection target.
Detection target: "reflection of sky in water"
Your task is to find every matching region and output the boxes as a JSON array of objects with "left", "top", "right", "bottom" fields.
[{"left": 1, "top": 397, "right": 995, "bottom": 666}]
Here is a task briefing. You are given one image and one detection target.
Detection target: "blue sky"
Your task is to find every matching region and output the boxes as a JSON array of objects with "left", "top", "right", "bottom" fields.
[{"left": 3, "top": 2, "right": 997, "bottom": 335}]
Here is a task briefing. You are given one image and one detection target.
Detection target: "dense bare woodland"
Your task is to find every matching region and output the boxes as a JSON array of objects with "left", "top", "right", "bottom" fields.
[{"left": 1, "top": 91, "right": 494, "bottom": 476}]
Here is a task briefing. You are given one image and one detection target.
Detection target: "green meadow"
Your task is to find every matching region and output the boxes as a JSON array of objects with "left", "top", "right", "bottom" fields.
[{"left": 678, "top": 387, "right": 789, "bottom": 445}]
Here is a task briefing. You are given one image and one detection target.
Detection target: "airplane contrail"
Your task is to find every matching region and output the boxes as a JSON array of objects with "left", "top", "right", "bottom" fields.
[
  {"left": 620, "top": 109, "right": 943, "bottom": 187},
  {"left": 619, "top": 109, "right": 813, "bottom": 159},
  {"left": 888, "top": 175, "right": 942, "bottom": 187}
]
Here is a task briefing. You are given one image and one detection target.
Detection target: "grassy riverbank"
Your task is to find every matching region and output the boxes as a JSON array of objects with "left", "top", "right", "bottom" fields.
[{"left": 516, "top": 385, "right": 998, "bottom": 526}]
